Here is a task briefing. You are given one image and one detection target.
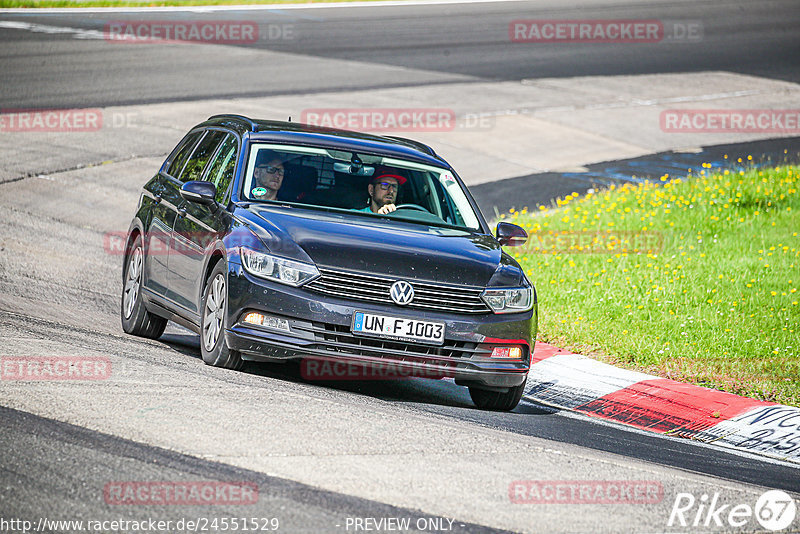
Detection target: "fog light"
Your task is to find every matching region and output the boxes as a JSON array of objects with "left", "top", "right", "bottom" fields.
[
  {"left": 243, "top": 312, "right": 263, "bottom": 324},
  {"left": 490, "top": 346, "right": 523, "bottom": 359},
  {"left": 242, "top": 312, "right": 290, "bottom": 332}
]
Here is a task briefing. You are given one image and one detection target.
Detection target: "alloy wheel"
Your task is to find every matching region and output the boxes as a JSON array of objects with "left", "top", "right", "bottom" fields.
[
  {"left": 203, "top": 273, "right": 226, "bottom": 352},
  {"left": 123, "top": 247, "right": 142, "bottom": 320}
]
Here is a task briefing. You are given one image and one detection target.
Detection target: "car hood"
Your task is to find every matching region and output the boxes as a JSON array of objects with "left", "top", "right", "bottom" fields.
[{"left": 241, "top": 205, "right": 523, "bottom": 287}]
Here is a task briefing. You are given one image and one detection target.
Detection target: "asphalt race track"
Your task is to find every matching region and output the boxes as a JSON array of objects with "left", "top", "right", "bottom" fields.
[
  {"left": 1, "top": 1, "right": 799, "bottom": 532},
  {"left": 1, "top": 0, "right": 800, "bottom": 108}
]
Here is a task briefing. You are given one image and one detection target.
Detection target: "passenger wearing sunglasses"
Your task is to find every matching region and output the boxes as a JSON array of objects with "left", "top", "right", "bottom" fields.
[
  {"left": 252, "top": 157, "right": 285, "bottom": 201},
  {"left": 358, "top": 173, "right": 407, "bottom": 214}
]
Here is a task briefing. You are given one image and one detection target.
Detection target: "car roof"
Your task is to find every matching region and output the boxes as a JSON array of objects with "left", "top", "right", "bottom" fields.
[{"left": 200, "top": 114, "right": 448, "bottom": 167}]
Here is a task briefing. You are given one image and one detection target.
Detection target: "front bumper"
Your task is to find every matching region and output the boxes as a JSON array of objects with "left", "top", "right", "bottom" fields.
[{"left": 225, "top": 263, "right": 536, "bottom": 390}]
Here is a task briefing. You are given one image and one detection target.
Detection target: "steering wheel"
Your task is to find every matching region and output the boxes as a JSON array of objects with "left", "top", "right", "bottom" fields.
[{"left": 394, "top": 203, "right": 429, "bottom": 213}]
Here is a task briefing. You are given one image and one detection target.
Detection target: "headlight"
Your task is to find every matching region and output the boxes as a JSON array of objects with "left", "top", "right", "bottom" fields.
[
  {"left": 240, "top": 248, "right": 319, "bottom": 287},
  {"left": 481, "top": 286, "right": 533, "bottom": 314}
]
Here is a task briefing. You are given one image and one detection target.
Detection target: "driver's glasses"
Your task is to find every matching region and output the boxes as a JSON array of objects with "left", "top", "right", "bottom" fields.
[
  {"left": 256, "top": 165, "right": 283, "bottom": 176},
  {"left": 377, "top": 182, "right": 399, "bottom": 191}
]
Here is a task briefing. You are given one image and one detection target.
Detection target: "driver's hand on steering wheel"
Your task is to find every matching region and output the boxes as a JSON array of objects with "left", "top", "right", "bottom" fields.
[{"left": 377, "top": 204, "right": 397, "bottom": 215}]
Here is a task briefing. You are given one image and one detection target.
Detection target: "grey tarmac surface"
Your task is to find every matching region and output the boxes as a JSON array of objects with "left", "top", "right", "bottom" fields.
[
  {"left": 1, "top": 1, "right": 800, "bottom": 532},
  {"left": 0, "top": 0, "right": 799, "bottom": 108},
  {"left": 0, "top": 405, "right": 507, "bottom": 534}
]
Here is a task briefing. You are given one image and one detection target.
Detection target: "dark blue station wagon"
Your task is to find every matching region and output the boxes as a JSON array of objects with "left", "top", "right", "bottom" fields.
[{"left": 121, "top": 115, "right": 536, "bottom": 410}]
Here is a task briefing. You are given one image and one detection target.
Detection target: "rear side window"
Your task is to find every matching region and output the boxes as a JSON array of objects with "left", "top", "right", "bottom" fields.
[
  {"left": 179, "top": 130, "right": 227, "bottom": 183},
  {"left": 166, "top": 131, "right": 203, "bottom": 179},
  {"left": 205, "top": 133, "right": 239, "bottom": 204}
]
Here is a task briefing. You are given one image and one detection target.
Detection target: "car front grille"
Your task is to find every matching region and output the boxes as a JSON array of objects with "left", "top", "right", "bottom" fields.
[
  {"left": 303, "top": 322, "right": 483, "bottom": 364},
  {"left": 305, "top": 267, "right": 490, "bottom": 314}
]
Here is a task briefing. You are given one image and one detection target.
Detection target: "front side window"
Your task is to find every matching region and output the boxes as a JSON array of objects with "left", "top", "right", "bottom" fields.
[
  {"left": 178, "top": 130, "right": 227, "bottom": 183},
  {"left": 205, "top": 133, "right": 238, "bottom": 204},
  {"left": 241, "top": 143, "right": 482, "bottom": 231},
  {"left": 165, "top": 130, "right": 203, "bottom": 179}
]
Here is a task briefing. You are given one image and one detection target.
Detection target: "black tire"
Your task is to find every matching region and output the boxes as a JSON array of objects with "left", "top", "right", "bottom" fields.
[
  {"left": 469, "top": 382, "right": 526, "bottom": 411},
  {"left": 200, "top": 260, "right": 244, "bottom": 371},
  {"left": 121, "top": 235, "right": 167, "bottom": 339}
]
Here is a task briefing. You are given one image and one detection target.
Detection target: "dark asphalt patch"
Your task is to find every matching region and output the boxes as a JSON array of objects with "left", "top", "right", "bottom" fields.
[
  {"left": 472, "top": 136, "right": 800, "bottom": 216},
  {"left": 0, "top": 404, "right": 512, "bottom": 534}
]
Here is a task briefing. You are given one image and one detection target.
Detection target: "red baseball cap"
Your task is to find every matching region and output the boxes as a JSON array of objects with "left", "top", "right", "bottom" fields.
[{"left": 371, "top": 173, "right": 407, "bottom": 185}]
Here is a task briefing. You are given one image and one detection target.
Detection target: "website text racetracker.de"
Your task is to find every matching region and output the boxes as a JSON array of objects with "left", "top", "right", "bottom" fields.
[
  {"left": 509, "top": 20, "right": 702, "bottom": 43},
  {"left": 0, "top": 109, "right": 138, "bottom": 132},
  {"left": 0, "top": 517, "right": 280, "bottom": 533}
]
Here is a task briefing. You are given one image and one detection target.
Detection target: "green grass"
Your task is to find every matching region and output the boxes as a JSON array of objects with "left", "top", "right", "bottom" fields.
[
  {"left": 504, "top": 160, "right": 800, "bottom": 406},
  {"left": 0, "top": 0, "right": 383, "bottom": 7}
]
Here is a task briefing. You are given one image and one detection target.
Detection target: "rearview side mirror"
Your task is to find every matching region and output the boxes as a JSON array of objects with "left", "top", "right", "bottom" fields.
[
  {"left": 496, "top": 222, "right": 528, "bottom": 247},
  {"left": 180, "top": 181, "right": 217, "bottom": 206}
]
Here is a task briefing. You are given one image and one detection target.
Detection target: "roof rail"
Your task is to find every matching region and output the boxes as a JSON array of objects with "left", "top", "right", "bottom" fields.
[
  {"left": 383, "top": 135, "right": 436, "bottom": 156},
  {"left": 207, "top": 114, "right": 259, "bottom": 132}
]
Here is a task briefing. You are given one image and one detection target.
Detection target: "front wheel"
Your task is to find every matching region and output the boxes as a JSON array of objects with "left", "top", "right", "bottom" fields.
[
  {"left": 469, "top": 382, "right": 525, "bottom": 411},
  {"left": 200, "top": 261, "right": 244, "bottom": 371},
  {"left": 121, "top": 235, "right": 167, "bottom": 339}
]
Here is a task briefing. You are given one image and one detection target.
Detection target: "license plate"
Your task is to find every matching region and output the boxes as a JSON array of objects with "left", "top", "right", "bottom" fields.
[{"left": 351, "top": 311, "right": 445, "bottom": 345}]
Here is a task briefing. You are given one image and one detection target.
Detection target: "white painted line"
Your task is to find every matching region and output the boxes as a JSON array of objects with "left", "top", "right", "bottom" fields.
[
  {"left": 511, "top": 89, "right": 766, "bottom": 115},
  {"left": 461, "top": 89, "right": 769, "bottom": 121},
  {"left": 631, "top": 90, "right": 764, "bottom": 106},
  {"left": 0, "top": 20, "right": 104, "bottom": 39},
  {"left": 0, "top": 0, "right": 532, "bottom": 14}
]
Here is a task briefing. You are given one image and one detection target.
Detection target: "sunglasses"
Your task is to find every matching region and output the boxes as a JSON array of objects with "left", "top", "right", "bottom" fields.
[
  {"left": 376, "top": 181, "right": 399, "bottom": 191},
  {"left": 256, "top": 165, "right": 284, "bottom": 176}
]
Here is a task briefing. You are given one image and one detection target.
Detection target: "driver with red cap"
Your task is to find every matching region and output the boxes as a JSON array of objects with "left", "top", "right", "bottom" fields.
[{"left": 358, "top": 173, "right": 407, "bottom": 214}]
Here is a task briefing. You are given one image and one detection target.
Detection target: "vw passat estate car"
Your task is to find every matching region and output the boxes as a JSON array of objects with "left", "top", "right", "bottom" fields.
[{"left": 121, "top": 115, "right": 536, "bottom": 410}]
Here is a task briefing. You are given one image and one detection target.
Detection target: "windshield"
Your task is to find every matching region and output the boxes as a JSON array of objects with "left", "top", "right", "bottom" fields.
[{"left": 242, "top": 143, "right": 482, "bottom": 231}]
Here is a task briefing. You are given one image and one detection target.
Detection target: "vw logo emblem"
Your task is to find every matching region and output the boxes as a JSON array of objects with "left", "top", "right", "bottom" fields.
[{"left": 390, "top": 280, "right": 414, "bottom": 305}]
